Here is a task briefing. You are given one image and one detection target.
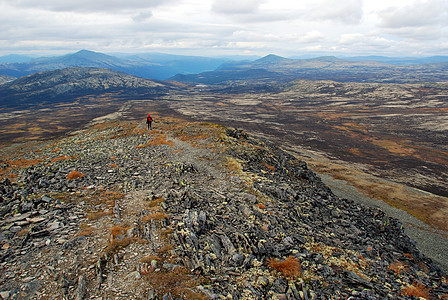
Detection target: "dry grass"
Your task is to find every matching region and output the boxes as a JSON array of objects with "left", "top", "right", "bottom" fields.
[
  {"left": 0, "top": 157, "right": 44, "bottom": 179},
  {"left": 139, "top": 255, "right": 161, "bottom": 264},
  {"left": 86, "top": 210, "right": 112, "bottom": 220},
  {"left": 7, "top": 173, "right": 18, "bottom": 179},
  {"left": 81, "top": 190, "right": 124, "bottom": 220},
  {"left": 148, "top": 197, "right": 165, "bottom": 208},
  {"left": 159, "top": 228, "right": 173, "bottom": 240},
  {"left": 388, "top": 261, "right": 409, "bottom": 274},
  {"left": 264, "top": 163, "right": 276, "bottom": 172},
  {"left": 401, "top": 282, "right": 431, "bottom": 299},
  {"left": 99, "top": 190, "right": 125, "bottom": 202},
  {"left": 267, "top": 256, "right": 302, "bottom": 278},
  {"left": 66, "top": 170, "right": 85, "bottom": 180},
  {"left": 110, "top": 224, "right": 132, "bottom": 239},
  {"left": 224, "top": 157, "right": 243, "bottom": 174},
  {"left": 142, "top": 212, "right": 168, "bottom": 223},
  {"left": 156, "top": 245, "right": 174, "bottom": 255},
  {"left": 18, "top": 228, "right": 31, "bottom": 236},
  {"left": 136, "top": 134, "right": 174, "bottom": 148},
  {"left": 142, "top": 266, "right": 207, "bottom": 299},
  {"left": 77, "top": 223, "right": 95, "bottom": 236},
  {"left": 104, "top": 237, "right": 137, "bottom": 255}
]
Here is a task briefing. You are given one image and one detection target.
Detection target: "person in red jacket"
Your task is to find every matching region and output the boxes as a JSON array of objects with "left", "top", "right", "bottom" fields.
[{"left": 146, "top": 114, "right": 153, "bottom": 129}]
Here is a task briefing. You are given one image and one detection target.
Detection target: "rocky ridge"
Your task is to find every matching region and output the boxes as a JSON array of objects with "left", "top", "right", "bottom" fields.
[{"left": 0, "top": 118, "right": 447, "bottom": 299}]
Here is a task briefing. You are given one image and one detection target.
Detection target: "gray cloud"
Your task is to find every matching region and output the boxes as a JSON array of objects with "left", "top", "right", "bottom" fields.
[
  {"left": 211, "top": 0, "right": 262, "bottom": 15},
  {"left": 133, "top": 10, "right": 153, "bottom": 22},
  {"left": 378, "top": 0, "right": 448, "bottom": 28}
]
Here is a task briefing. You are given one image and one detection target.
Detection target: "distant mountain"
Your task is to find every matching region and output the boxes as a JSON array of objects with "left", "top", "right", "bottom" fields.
[
  {"left": 0, "top": 54, "right": 35, "bottom": 64},
  {"left": 173, "top": 54, "right": 448, "bottom": 84},
  {"left": 122, "top": 52, "right": 228, "bottom": 75},
  {"left": 345, "top": 55, "right": 448, "bottom": 65},
  {"left": 2, "top": 50, "right": 448, "bottom": 83},
  {"left": 0, "top": 75, "right": 15, "bottom": 84},
  {"left": 0, "top": 50, "right": 168, "bottom": 79},
  {"left": 0, "top": 50, "right": 235, "bottom": 80},
  {"left": 0, "top": 67, "right": 172, "bottom": 108},
  {"left": 254, "top": 54, "right": 292, "bottom": 64}
]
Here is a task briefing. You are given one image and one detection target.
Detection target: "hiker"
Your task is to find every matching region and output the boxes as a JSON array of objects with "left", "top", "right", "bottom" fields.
[{"left": 146, "top": 114, "right": 153, "bottom": 129}]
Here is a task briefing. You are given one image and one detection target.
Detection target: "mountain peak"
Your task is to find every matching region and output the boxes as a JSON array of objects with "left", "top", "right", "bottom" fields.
[
  {"left": 255, "top": 54, "right": 290, "bottom": 64},
  {"left": 74, "top": 49, "right": 96, "bottom": 55},
  {"left": 308, "top": 56, "right": 345, "bottom": 62},
  {"left": 70, "top": 49, "right": 112, "bottom": 59}
]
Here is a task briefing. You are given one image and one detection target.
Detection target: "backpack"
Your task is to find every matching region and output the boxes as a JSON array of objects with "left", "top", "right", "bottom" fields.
[{"left": 147, "top": 114, "right": 152, "bottom": 122}]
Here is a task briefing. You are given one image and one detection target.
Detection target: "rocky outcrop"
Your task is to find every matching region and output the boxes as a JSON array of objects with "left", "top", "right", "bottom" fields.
[{"left": 0, "top": 119, "right": 446, "bottom": 299}]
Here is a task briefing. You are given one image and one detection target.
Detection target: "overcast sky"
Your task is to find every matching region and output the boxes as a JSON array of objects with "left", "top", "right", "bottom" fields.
[{"left": 0, "top": 0, "right": 447, "bottom": 57}]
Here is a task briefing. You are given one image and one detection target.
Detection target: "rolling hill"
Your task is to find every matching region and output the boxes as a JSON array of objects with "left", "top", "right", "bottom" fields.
[{"left": 0, "top": 67, "right": 172, "bottom": 108}]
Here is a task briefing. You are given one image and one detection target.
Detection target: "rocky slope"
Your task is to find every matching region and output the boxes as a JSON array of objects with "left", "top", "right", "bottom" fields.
[{"left": 0, "top": 118, "right": 447, "bottom": 299}]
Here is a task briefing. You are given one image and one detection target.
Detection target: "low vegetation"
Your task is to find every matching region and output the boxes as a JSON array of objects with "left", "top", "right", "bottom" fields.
[{"left": 267, "top": 256, "right": 302, "bottom": 279}]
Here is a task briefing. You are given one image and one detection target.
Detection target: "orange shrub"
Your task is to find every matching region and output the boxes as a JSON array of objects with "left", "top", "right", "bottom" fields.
[
  {"left": 110, "top": 225, "right": 131, "bottom": 239},
  {"left": 66, "top": 170, "right": 85, "bottom": 180},
  {"left": 267, "top": 256, "right": 302, "bottom": 278},
  {"left": 401, "top": 282, "right": 431, "bottom": 299},
  {"left": 265, "top": 163, "right": 276, "bottom": 172}
]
